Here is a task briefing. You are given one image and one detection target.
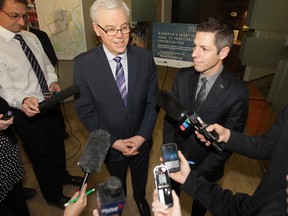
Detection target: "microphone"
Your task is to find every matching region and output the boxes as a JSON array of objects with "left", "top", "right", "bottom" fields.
[
  {"left": 97, "top": 176, "right": 125, "bottom": 216},
  {"left": 78, "top": 129, "right": 111, "bottom": 191},
  {"left": 157, "top": 90, "right": 223, "bottom": 152},
  {"left": 39, "top": 84, "right": 80, "bottom": 111}
]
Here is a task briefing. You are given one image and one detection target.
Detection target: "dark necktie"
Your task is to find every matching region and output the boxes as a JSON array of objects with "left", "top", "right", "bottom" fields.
[
  {"left": 195, "top": 77, "right": 207, "bottom": 109},
  {"left": 14, "top": 34, "right": 49, "bottom": 94},
  {"left": 114, "top": 56, "right": 128, "bottom": 106}
]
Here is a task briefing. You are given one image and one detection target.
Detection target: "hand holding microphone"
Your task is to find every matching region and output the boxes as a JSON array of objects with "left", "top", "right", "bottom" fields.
[
  {"left": 195, "top": 123, "right": 231, "bottom": 146},
  {"left": 157, "top": 90, "right": 223, "bottom": 152}
]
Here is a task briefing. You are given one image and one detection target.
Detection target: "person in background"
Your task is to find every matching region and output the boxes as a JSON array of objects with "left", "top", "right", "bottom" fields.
[
  {"left": 28, "top": 26, "right": 70, "bottom": 140},
  {"left": 163, "top": 17, "right": 249, "bottom": 216},
  {"left": 0, "top": 97, "right": 30, "bottom": 216},
  {"left": 0, "top": 0, "right": 83, "bottom": 209},
  {"left": 169, "top": 104, "right": 288, "bottom": 215},
  {"left": 73, "top": 0, "right": 159, "bottom": 215}
]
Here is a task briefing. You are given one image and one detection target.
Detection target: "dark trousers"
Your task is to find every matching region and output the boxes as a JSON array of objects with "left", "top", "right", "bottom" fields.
[
  {"left": 12, "top": 105, "right": 70, "bottom": 203},
  {"left": 0, "top": 180, "right": 30, "bottom": 216},
  {"left": 105, "top": 144, "right": 150, "bottom": 204}
]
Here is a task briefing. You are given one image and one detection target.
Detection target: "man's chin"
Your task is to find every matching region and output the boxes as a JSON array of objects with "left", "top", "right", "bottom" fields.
[{"left": 12, "top": 27, "right": 22, "bottom": 33}]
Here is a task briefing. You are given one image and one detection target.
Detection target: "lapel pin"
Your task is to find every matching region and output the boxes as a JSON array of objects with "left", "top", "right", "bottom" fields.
[{"left": 220, "top": 84, "right": 224, "bottom": 89}]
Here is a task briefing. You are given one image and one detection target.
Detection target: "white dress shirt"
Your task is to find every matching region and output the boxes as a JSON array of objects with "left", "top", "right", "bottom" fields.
[
  {"left": 0, "top": 26, "right": 58, "bottom": 109},
  {"left": 102, "top": 45, "right": 129, "bottom": 91}
]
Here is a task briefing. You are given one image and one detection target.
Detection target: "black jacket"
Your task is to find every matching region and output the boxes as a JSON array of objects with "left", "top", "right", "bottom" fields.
[{"left": 181, "top": 105, "right": 288, "bottom": 215}]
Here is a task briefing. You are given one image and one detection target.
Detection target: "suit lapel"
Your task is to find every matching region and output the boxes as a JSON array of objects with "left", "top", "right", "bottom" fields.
[
  {"left": 126, "top": 46, "right": 137, "bottom": 109},
  {"left": 188, "top": 71, "right": 199, "bottom": 112},
  {"left": 96, "top": 46, "right": 128, "bottom": 109}
]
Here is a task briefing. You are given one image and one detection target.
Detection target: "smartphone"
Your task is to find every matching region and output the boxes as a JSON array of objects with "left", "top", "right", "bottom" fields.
[
  {"left": 1, "top": 111, "right": 13, "bottom": 120},
  {"left": 161, "top": 143, "right": 180, "bottom": 172},
  {"left": 153, "top": 165, "right": 173, "bottom": 208},
  {"left": 43, "top": 92, "right": 56, "bottom": 97}
]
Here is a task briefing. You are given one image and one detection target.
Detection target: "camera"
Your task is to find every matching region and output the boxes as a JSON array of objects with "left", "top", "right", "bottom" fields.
[
  {"left": 153, "top": 165, "right": 173, "bottom": 208},
  {"left": 1, "top": 111, "right": 13, "bottom": 120},
  {"left": 97, "top": 176, "right": 125, "bottom": 216},
  {"left": 161, "top": 143, "right": 180, "bottom": 172}
]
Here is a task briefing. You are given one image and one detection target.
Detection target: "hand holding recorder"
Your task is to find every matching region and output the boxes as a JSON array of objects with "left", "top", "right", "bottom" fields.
[{"left": 156, "top": 90, "right": 223, "bottom": 152}]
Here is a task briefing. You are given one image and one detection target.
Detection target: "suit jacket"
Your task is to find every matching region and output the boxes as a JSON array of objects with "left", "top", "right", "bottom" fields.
[
  {"left": 163, "top": 67, "right": 249, "bottom": 181},
  {"left": 181, "top": 105, "right": 288, "bottom": 215},
  {"left": 73, "top": 44, "right": 159, "bottom": 162}
]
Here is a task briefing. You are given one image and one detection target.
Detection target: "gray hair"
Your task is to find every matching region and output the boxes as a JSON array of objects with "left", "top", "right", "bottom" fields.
[{"left": 90, "top": 0, "right": 130, "bottom": 23}]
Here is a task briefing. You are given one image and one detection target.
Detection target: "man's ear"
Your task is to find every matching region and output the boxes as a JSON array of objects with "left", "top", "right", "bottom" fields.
[
  {"left": 92, "top": 22, "right": 101, "bottom": 37},
  {"left": 219, "top": 46, "right": 230, "bottom": 60}
]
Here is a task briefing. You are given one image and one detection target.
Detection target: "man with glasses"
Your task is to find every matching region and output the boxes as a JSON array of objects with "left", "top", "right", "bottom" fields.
[
  {"left": 0, "top": 0, "right": 83, "bottom": 209},
  {"left": 73, "top": 0, "right": 159, "bottom": 215}
]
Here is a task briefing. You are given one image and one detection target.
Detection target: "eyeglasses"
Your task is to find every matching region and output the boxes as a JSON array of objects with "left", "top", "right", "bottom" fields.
[
  {"left": 0, "top": 8, "right": 29, "bottom": 20},
  {"left": 97, "top": 24, "right": 131, "bottom": 36}
]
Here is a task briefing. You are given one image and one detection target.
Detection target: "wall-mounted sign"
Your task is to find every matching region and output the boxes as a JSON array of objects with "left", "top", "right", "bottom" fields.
[{"left": 152, "top": 22, "right": 196, "bottom": 68}]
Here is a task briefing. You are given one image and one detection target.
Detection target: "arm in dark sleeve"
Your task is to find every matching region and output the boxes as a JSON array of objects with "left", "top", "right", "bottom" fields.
[
  {"left": 136, "top": 53, "right": 159, "bottom": 140},
  {"left": 181, "top": 171, "right": 253, "bottom": 215},
  {"left": 222, "top": 105, "right": 288, "bottom": 160}
]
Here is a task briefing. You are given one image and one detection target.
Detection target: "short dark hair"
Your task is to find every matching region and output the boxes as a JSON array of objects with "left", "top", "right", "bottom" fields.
[
  {"left": 197, "top": 17, "right": 233, "bottom": 54},
  {"left": 0, "top": 0, "right": 28, "bottom": 9}
]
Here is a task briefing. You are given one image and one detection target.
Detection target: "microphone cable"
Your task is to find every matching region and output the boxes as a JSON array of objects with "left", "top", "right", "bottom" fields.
[{"left": 60, "top": 100, "right": 82, "bottom": 161}]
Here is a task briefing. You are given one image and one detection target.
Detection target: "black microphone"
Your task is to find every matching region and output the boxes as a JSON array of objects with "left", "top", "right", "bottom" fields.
[
  {"left": 97, "top": 176, "right": 125, "bottom": 216},
  {"left": 78, "top": 129, "right": 111, "bottom": 192},
  {"left": 157, "top": 90, "right": 223, "bottom": 152},
  {"left": 39, "top": 84, "right": 80, "bottom": 111}
]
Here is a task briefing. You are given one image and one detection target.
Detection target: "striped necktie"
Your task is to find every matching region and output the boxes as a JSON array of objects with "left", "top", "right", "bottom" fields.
[
  {"left": 14, "top": 34, "right": 49, "bottom": 94},
  {"left": 114, "top": 56, "right": 128, "bottom": 106},
  {"left": 195, "top": 77, "right": 207, "bottom": 109}
]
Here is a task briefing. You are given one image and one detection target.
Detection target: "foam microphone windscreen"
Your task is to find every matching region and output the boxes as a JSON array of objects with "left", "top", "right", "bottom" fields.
[
  {"left": 157, "top": 90, "right": 187, "bottom": 122},
  {"left": 78, "top": 129, "right": 111, "bottom": 173},
  {"left": 39, "top": 84, "right": 80, "bottom": 111}
]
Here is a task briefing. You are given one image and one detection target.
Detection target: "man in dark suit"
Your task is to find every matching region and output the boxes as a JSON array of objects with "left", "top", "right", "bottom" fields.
[
  {"left": 73, "top": 0, "right": 159, "bottom": 215},
  {"left": 163, "top": 17, "right": 249, "bottom": 216}
]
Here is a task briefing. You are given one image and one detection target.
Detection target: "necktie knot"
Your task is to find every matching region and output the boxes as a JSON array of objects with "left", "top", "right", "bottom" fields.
[
  {"left": 114, "top": 56, "right": 121, "bottom": 63},
  {"left": 201, "top": 77, "right": 207, "bottom": 86},
  {"left": 14, "top": 34, "right": 23, "bottom": 42}
]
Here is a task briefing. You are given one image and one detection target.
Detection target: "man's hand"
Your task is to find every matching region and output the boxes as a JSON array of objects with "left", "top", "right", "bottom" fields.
[
  {"left": 22, "top": 97, "right": 40, "bottom": 117},
  {"left": 111, "top": 135, "right": 145, "bottom": 157},
  {"left": 123, "top": 135, "right": 145, "bottom": 156},
  {"left": 49, "top": 81, "right": 60, "bottom": 92},
  {"left": 169, "top": 151, "right": 191, "bottom": 185}
]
